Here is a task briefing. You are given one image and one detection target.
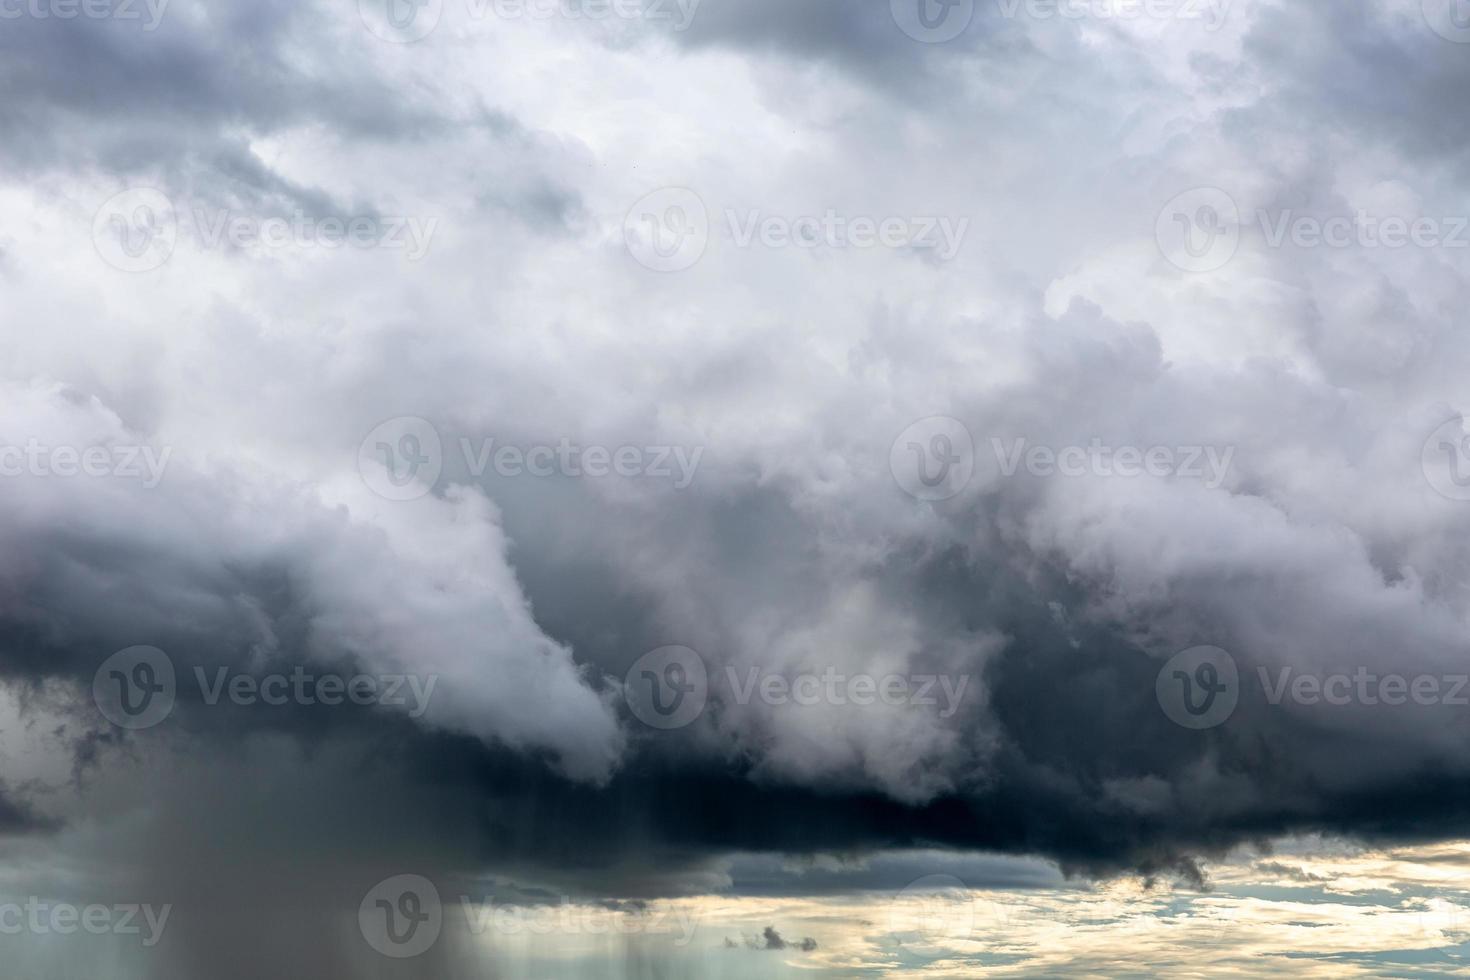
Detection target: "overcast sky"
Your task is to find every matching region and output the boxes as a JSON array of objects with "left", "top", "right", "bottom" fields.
[{"left": 3, "top": 0, "right": 1470, "bottom": 975}]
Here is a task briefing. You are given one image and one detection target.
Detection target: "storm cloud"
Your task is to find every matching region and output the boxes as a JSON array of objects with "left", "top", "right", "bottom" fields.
[{"left": 2, "top": 0, "right": 1470, "bottom": 975}]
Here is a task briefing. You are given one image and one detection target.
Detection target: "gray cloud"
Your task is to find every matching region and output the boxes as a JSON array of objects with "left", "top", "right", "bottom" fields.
[{"left": 3, "top": 0, "right": 1470, "bottom": 974}]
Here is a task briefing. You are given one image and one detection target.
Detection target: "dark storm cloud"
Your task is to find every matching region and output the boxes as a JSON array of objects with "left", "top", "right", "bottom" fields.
[
  {"left": 757, "top": 925, "right": 816, "bottom": 950},
  {"left": 18, "top": 482, "right": 1470, "bottom": 901},
  {"left": 672, "top": 0, "right": 955, "bottom": 62},
  {"left": 666, "top": 0, "right": 1031, "bottom": 89},
  {"left": 0, "top": 781, "right": 54, "bottom": 834},
  {"left": 5, "top": 2, "right": 1470, "bottom": 976},
  {"left": 0, "top": 380, "right": 625, "bottom": 784},
  {"left": 1255, "top": 861, "right": 1332, "bottom": 883},
  {"left": 1241, "top": 1, "right": 1470, "bottom": 169},
  {"left": 0, "top": 0, "right": 564, "bottom": 227},
  {"left": 9, "top": 490, "right": 1470, "bottom": 979},
  {"left": 9, "top": 320, "right": 1470, "bottom": 912},
  {"left": 0, "top": 1, "right": 436, "bottom": 171}
]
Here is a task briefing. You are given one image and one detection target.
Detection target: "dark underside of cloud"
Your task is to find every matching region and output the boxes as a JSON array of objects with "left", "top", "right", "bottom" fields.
[{"left": 14, "top": 532, "right": 1470, "bottom": 896}]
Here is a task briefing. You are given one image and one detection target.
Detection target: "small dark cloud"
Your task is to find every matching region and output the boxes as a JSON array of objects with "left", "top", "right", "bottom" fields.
[
  {"left": 1256, "top": 862, "right": 1333, "bottom": 884},
  {"left": 759, "top": 926, "right": 817, "bottom": 952}
]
